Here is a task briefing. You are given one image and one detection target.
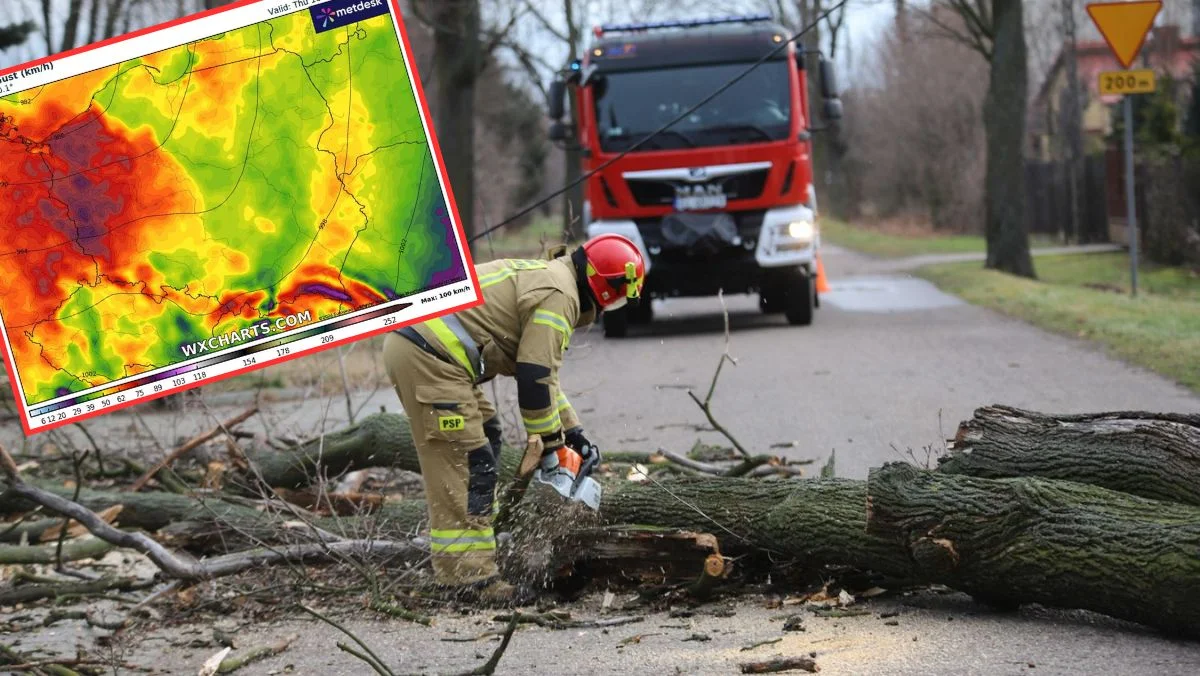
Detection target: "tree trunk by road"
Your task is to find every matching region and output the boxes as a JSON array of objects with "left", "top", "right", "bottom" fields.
[
  {"left": 102, "top": 0, "right": 129, "bottom": 42},
  {"left": 60, "top": 0, "right": 85, "bottom": 53},
  {"left": 938, "top": 405, "right": 1200, "bottom": 506},
  {"left": 428, "top": 0, "right": 483, "bottom": 255},
  {"left": 982, "top": 0, "right": 1036, "bottom": 278},
  {"left": 561, "top": 0, "right": 584, "bottom": 241}
]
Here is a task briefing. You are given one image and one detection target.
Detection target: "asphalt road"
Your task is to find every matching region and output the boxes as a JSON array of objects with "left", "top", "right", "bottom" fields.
[
  {"left": 5, "top": 243, "right": 1200, "bottom": 675},
  {"left": 550, "top": 243, "right": 1199, "bottom": 478}
]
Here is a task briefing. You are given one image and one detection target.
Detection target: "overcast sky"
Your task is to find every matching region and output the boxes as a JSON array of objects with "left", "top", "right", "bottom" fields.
[{"left": 3, "top": 0, "right": 899, "bottom": 86}]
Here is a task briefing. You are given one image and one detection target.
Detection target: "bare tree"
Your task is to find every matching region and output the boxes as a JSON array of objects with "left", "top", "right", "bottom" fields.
[
  {"left": 841, "top": 8, "right": 987, "bottom": 229},
  {"left": 915, "top": 0, "right": 1036, "bottom": 278},
  {"left": 61, "top": 0, "right": 85, "bottom": 52},
  {"left": 408, "top": 0, "right": 526, "bottom": 254}
]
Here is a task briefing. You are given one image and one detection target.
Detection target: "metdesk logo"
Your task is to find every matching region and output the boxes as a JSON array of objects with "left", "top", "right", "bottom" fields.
[{"left": 309, "top": 0, "right": 390, "bottom": 34}]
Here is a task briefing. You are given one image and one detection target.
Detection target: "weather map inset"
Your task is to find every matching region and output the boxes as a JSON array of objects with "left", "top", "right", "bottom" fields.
[{"left": 0, "top": 0, "right": 479, "bottom": 434}]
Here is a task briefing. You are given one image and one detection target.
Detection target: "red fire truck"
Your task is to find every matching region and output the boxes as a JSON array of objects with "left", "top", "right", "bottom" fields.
[{"left": 546, "top": 14, "right": 843, "bottom": 338}]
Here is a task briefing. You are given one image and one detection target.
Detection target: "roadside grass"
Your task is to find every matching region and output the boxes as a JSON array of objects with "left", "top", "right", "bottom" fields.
[
  {"left": 821, "top": 218, "right": 1058, "bottom": 258},
  {"left": 915, "top": 253, "right": 1200, "bottom": 393}
]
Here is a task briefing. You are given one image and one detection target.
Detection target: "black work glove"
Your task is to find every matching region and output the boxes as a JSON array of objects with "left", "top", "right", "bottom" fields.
[{"left": 565, "top": 428, "right": 601, "bottom": 469}]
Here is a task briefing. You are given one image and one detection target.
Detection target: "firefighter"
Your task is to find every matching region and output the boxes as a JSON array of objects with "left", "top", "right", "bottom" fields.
[{"left": 382, "top": 233, "right": 646, "bottom": 605}]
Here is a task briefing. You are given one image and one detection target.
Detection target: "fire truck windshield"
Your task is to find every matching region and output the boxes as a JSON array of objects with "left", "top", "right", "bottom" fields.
[{"left": 592, "top": 60, "right": 793, "bottom": 153}]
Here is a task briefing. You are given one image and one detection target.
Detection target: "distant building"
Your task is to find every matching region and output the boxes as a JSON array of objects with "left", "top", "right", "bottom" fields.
[{"left": 1030, "top": 23, "right": 1200, "bottom": 161}]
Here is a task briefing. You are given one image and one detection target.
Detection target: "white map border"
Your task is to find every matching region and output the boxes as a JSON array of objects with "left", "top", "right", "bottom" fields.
[{"left": 0, "top": 0, "right": 480, "bottom": 434}]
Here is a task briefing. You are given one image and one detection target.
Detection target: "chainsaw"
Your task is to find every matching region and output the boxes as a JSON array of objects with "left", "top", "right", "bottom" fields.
[{"left": 532, "top": 443, "right": 602, "bottom": 511}]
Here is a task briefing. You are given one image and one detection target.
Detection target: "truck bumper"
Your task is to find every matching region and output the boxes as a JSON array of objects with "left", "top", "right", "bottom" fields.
[{"left": 586, "top": 205, "right": 818, "bottom": 298}]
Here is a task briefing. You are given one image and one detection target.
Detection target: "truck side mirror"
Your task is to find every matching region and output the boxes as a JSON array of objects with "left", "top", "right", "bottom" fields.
[
  {"left": 822, "top": 98, "right": 843, "bottom": 122},
  {"left": 819, "top": 57, "right": 838, "bottom": 100},
  {"left": 548, "top": 120, "right": 571, "bottom": 142},
  {"left": 548, "top": 79, "right": 567, "bottom": 121}
]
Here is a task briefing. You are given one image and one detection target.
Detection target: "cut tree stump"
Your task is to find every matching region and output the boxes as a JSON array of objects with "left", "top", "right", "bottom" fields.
[{"left": 939, "top": 406, "right": 1200, "bottom": 506}]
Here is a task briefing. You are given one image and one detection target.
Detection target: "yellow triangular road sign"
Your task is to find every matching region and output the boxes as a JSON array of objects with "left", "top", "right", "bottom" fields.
[{"left": 1086, "top": 1, "right": 1163, "bottom": 69}]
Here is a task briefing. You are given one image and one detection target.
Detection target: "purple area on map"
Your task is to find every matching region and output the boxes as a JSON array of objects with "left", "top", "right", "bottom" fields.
[
  {"left": 300, "top": 283, "right": 353, "bottom": 302},
  {"left": 427, "top": 203, "right": 468, "bottom": 286},
  {"left": 36, "top": 251, "right": 64, "bottom": 295},
  {"left": 55, "top": 387, "right": 72, "bottom": 397}
]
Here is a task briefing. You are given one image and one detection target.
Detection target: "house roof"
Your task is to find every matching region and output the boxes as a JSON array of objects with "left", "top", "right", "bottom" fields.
[{"left": 1035, "top": 31, "right": 1200, "bottom": 108}]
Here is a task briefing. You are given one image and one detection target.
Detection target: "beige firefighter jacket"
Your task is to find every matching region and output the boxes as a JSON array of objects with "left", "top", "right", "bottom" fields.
[{"left": 408, "top": 254, "right": 596, "bottom": 450}]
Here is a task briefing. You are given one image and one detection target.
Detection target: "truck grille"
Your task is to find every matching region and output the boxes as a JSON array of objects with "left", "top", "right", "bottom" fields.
[
  {"left": 635, "top": 210, "right": 766, "bottom": 260},
  {"left": 625, "top": 168, "right": 770, "bottom": 208}
]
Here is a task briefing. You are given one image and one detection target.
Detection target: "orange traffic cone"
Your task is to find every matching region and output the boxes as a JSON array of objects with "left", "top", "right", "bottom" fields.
[{"left": 815, "top": 254, "right": 831, "bottom": 294}]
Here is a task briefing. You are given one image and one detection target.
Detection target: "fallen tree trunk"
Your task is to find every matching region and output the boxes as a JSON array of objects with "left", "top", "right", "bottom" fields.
[
  {"left": 2, "top": 480, "right": 427, "bottom": 582},
  {"left": 867, "top": 462, "right": 1200, "bottom": 638},
  {"left": 939, "top": 406, "right": 1200, "bottom": 506},
  {"left": 238, "top": 413, "right": 422, "bottom": 490},
  {"left": 0, "top": 484, "right": 429, "bottom": 550},
  {"left": 599, "top": 478, "right": 915, "bottom": 579},
  {"left": 6, "top": 406, "right": 1200, "bottom": 639},
  {"left": 0, "top": 536, "right": 112, "bottom": 564}
]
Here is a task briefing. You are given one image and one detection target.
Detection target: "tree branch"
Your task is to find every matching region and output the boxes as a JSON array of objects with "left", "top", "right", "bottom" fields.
[
  {"left": 300, "top": 604, "right": 397, "bottom": 676},
  {"left": 520, "top": 0, "right": 569, "bottom": 43},
  {"left": 481, "top": 4, "right": 526, "bottom": 59},
  {"left": 128, "top": 405, "right": 258, "bottom": 492},
  {"left": 2, "top": 474, "right": 426, "bottom": 582},
  {"left": 685, "top": 291, "right": 751, "bottom": 459},
  {"left": 912, "top": 3, "right": 993, "bottom": 59}
]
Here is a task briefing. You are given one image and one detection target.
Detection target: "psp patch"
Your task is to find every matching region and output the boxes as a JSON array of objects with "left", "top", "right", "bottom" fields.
[{"left": 439, "top": 415, "right": 466, "bottom": 432}]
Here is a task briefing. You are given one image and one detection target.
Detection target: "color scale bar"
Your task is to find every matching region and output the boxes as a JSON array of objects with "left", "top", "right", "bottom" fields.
[{"left": 29, "top": 303, "right": 411, "bottom": 418}]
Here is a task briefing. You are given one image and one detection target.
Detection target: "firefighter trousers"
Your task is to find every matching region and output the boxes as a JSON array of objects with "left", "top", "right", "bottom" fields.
[{"left": 382, "top": 332, "right": 503, "bottom": 587}]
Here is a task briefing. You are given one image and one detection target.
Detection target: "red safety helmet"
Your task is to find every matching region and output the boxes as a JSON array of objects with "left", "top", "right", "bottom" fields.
[{"left": 581, "top": 234, "right": 646, "bottom": 310}]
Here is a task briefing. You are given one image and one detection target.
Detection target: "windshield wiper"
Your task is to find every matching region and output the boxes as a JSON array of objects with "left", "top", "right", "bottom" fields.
[
  {"left": 606, "top": 129, "right": 695, "bottom": 149},
  {"left": 698, "top": 124, "right": 776, "bottom": 142}
]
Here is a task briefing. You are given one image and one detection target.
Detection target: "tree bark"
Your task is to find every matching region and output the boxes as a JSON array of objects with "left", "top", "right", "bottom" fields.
[
  {"left": 938, "top": 406, "right": 1200, "bottom": 506},
  {"left": 561, "top": 0, "right": 584, "bottom": 240},
  {"left": 867, "top": 462, "right": 1200, "bottom": 639},
  {"left": 0, "top": 536, "right": 112, "bottom": 565},
  {"left": 60, "top": 0, "right": 85, "bottom": 53},
  {"left": 982, "top": 0, "right": 1036, "bottom": 278},
  {"left": 0, "top": 484, "right": 430, "bottom": 550},
  {"left": 238, "top": 411, "right": 421, "bottom": 490},
  {"left": 41, "top": 0, "right": 53, "bottom": 55},
  {"left": 102, "top": 0, "right": 128, "bottom": 42},
  {"left": 429, "top": 0, "right": 483, "bottom": 252},
  {"left": 600, "top": 477, "right": 916, "bottom": 579},
  {"left": 86, "top": 0, "right": 102, "bottom": 46}
]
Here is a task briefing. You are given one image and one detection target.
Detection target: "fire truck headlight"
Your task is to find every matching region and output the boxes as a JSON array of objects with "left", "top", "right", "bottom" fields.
[{"left": 785, "top": 220, "right": 814, "bottom": 241}]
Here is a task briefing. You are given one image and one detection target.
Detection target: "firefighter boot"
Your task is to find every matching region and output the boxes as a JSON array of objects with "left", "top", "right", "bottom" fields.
[{"left": 439, "top": 576, "right": 538, "bottom": 608}]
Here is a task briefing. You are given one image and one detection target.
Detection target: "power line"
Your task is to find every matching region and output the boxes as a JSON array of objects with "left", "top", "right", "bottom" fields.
[{"left": 467, "top": 0, "right": 849, "bottom": 245}]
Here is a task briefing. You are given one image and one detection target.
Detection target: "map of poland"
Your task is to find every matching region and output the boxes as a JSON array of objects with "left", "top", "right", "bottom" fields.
[{"left": 0, "top": 0, "right": 476, "bottom": 430}]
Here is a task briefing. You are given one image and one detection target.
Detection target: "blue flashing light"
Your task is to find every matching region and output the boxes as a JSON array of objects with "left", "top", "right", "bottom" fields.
[{"left": 597, "top": 14, "right": 773, "bottom": 36}]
